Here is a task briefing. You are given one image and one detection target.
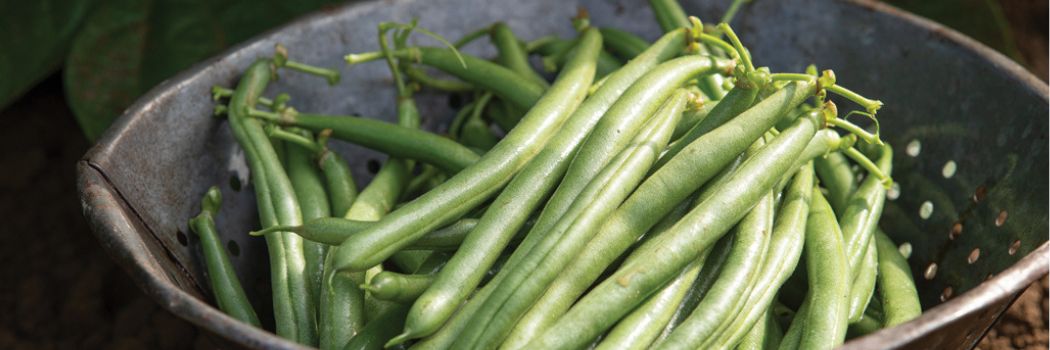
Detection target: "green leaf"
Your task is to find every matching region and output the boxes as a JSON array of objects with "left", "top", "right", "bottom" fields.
[
  {"left": 0, "top": 0, "right": 92, "bottom": 110},
  {"left": 64, "top": 0, "right": 343, "bottom": 141}
]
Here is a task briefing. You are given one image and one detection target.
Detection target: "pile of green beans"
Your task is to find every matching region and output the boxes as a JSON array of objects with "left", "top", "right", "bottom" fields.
[{"left": 193, "top": 2, "right": 923, "bottom": 348}]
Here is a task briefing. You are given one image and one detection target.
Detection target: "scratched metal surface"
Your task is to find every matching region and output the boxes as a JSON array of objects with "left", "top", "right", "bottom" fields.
[{"left": 78, "top": 0, "right": 1048, "bottom": 348}]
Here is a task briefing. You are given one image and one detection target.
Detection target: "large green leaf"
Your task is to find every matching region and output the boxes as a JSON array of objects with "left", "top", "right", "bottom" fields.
[
  {"left": 64, "top": 0, "right": 343, "bottom": 141},
  {"left": 0, "top": 0, "right": 92, "bottom": 110}
]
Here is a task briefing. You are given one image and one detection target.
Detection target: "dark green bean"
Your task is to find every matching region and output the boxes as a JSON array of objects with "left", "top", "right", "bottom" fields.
[
  {"left": 342, "top": 304, "right": 410, "bottom": 350},
  {"left": 874, "top": 229, "right": 921, "bottom": 326},
  {"left": 491, "top": 22, "right": 549, "bottom": 88},
  {"left": 360, "top": 272, "right": 435, "bottom": 303},
  {"left": 285, "top": 129, "right": 332, "bottom": 305},
  {"left": 599, "top": 27, "right": 649, "bottom": 60},
  {"left": 252, "top": 110, "right": 479, "bottom": 175},
  {"left": 188, "top": 186, "right": 261, "bottom": 326},
  {"left": 527, "top": 109, "right": 821, "bottom": 350},
  {"left": 656, "top": 84, "right": 762, "bottom": 169},
  {"left": 331, "top": 28, "right": 600, "bottom": 273},
  {"left": 226, "top": 60, "right": 314, "bottom": 343},
  {"left": 346, "top": 47, "right": 544, "bottom": 110}
]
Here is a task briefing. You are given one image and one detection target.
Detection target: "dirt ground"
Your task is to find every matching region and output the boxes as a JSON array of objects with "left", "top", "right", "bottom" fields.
[{"left": 0, "top": 2, "right": 1045, "bottom": 349}]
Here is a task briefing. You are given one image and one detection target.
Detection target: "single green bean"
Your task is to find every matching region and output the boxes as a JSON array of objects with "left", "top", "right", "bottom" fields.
[
  {"left": 491, "top": 22, "right": 549, "bottom": 88},
  {"left": 332, "top": 28, "right": 600, "bottom": 273},
  {"left": 840, "top": 144, "right": 892, "bottom": 279},
  {"left": 253, "top": 110, "right": 478, "bottom": 175},
  {"left": 794, "top": 189, "right": 851, "bottom": 350},
  {"left": 656, "top": 84, "right": 762, "bottom": 169},
  {"left": 848, "top": 237, "right": 879, "bottom": 323},
  {"left": 188, "top": 186, "right": 261, "bottom": 326},
  {"left": 599, "top": 27, "right": 649, "bottom": 60},
  {"left": 285, "top": 129, "right": 332, "bottom": 306},
  {"left": 360, "top": 272, "right": 435, "bottom": 303},
  {"left": 342, "top": 304, "right": 410, "bottom": 350},
  {"left": 670, "top": 98, "right": 717, "bottom": 141},
  {"left": 814, "top": 152, "right": 856, "bottom": 214},
  {"left": 347, "top": 47, "right": 544, "bottom": 110},
  {"left": 528, "top": 109, "right": 821, "bottom": 350},
  {"left": 874, "top": 229, "right": 922, "bottom": 326},
  {"left": 736, "top": 307, "right": 781, "bottom": 350},
  {"left": 401, "top": 29, "right": 691, "bottom": 346}
]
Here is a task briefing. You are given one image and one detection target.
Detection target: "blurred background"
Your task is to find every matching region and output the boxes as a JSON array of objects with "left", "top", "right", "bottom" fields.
[{"left": 0, "top": 0, "right": 1044, "bottom": 348}]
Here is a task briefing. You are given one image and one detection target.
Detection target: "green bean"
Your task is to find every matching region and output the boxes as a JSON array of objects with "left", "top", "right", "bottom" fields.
[
  {"left": 874, "top": 229, "right": 921, "bottom": 326},
  {"left": 254, "top": 217, "right": 476, "bottom": 249},
  {"left": 332, "top": 28, "right": 600, "bottom": 273},
  {"left": 528, "top": 109, "right": 821, "bottom": 350},
  {"left": 403, "top": 65, "right": 475, "bottom": 93},
  {"left": 840, "top": 144, "right": 892, "bottom": 275},
  {"left": 456, "top": 87, "right": 688, "bottom": 350},
  {"left": 736, "top": 307, "right": 781, "bottom": 350},
  {"left": 346, "top": 47, "right": 544, "bottom": 110},
  {"left": 848, "top": 237, "right": 879, "bottom": 322},
  {"left": 188, "top": 186, "right": 261, "bottom": 327},
  {"left": 659, "top": 188, "right": 774, "bottom": 348},
  {"left": 540, "top": 37, "right": 625, "bottom": 78},
  {"left": 599, "top": 27, "right": 649, "bottom": 60},
  {"left": 656, "top": 84, "right": 762, "bottom": 169},
  {"left": 343, "top": 304, "right": 410, "bottom": 350},
  {"left": 670, "top": 98, "right": 717, "bottom": 141},
  {"left": 252, "top": 110, "right": 479, "bottom": 175},
  {"left": 227, "top": 60, "right": 314, "bottom": 343},
  {"left": 491, "top": 22, "right": 549, "bottom": 88},
  {"left": 814, "top": 152, "right": 856, "bottom": 214},
  {"left": 648, "top": 0, "right": 727, "bottom": 99},
  {"left": 596, "top": 252, "right": 707, "bottom": 350},
  {"left": 400, "top": 29, "right": 692, "bottom": 346},
  {"left": 360, "top": 272, "right": 435, "bottom": 303},
  {"left": 502, "top": 82, "right": 817, "bottom": 347},
  {"left": 284, "top": 129, "right": 332, "bottom": 306},
  {"left": 459, "top": 94, "right": 499, "bottom": 151},
  {"left": 846, "top": 309, "right": 883, "bottom": 338},
  {"left": 791, "top": 189, "right": 851, "bottom": 350},
  {"left": 318, "top": 147, "right": 359, "bottom": 218}
]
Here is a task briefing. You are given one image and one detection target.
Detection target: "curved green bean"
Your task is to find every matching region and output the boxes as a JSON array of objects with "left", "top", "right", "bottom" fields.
[
  {"left": 188, "top": 186, "right": 261, "bottom": 327},
  {"left": 491, "top": 22, "right": 549, "bottom": 88},
  {"left": 360, "top": 272, "right": 434, "bottom": 303},
  {"left": 599, "top": 27, "right": 649, "bottom": 60},
  {"left": 874, "top": 229, "right": 921, "bottom": 327}
]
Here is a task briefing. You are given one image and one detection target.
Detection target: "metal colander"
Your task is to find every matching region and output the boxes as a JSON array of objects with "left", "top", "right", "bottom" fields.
[{"left": 77, "top": 0, "right": 1049, "bottom": 349}]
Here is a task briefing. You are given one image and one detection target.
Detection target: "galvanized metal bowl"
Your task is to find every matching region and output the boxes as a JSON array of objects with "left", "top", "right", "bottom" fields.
[{"left": 77, "top": 0, "right": 1049, "bottom": 348}]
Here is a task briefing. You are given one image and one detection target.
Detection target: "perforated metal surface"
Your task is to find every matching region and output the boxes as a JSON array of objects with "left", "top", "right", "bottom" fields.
[{"left": 78, "top": 0, "right": 1048, "bottom": 349}]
